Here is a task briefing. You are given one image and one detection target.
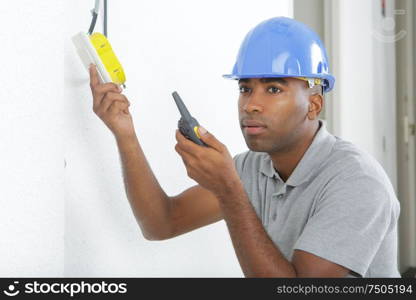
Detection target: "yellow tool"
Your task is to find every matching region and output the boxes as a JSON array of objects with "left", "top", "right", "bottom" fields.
[
  {"left": 72, "top": 31, "right": 126, "bottom": 87},
  {"left": 89, "top": 32, "right": 126, "bottom": 85}
]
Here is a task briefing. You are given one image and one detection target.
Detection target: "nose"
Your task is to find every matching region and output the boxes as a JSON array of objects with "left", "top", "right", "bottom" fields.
[{"left": 242, "top": 89, "right": 263, "bottom": 114}]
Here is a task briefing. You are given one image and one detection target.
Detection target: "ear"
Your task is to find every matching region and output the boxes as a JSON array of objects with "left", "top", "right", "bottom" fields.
[{"left": 307, "top": 89, "right": 323, "bottom": 120}]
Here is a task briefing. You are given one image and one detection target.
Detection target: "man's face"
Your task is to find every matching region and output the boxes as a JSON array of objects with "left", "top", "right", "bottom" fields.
[{"left": 238, "top": 77, "right": 311, "bottom": 154}]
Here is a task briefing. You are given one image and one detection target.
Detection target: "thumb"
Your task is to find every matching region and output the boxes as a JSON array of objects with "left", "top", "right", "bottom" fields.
[{"left": 198, "top": 126, "right": 224, "bottom": 151}]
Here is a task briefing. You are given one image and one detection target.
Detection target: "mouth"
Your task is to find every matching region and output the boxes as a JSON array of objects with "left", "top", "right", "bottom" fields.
[
  {"left": 241, "top": 120, "right": 267, "bottom": 136},
  {"left": 243, "top": 126, "right": 267, "bottom": 135}
]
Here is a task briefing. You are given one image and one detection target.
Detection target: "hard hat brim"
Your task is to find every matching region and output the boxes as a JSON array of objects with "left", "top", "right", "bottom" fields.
[{"left": 222, "top": 73, "right": 335, "bottom": 93}]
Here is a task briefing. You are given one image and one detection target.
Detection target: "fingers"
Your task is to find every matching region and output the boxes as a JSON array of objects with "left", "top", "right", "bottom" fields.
[
  {"left": 89, "top": 64, "right": 100, "bottom": 88},
  {"left": 174, "top": 142, "right": 194, "bottom": 168},
  {"left": 175, "top": 129, "right": 199, "bottom": 154},
  {"left": 197, "top": 127, "right": 225, "bottom": 152},
  {"left": 98, "top": 92, "right": 129, "bottom": 112},
  {"left": 175, "top": 142, "right": 188, "bottom": 158},
  {"left": 94, "top": 83, "right": 122, "bottom": 96},
  {"left": 108, "top": 100, "right": 130, "bottom": 115},
  {"left": 89, "top": 64, "right": 122, "bottom": 108},
  {"left": 91, "top": 83, "right": 121, "bottom": 107},
  {"left": 175, "top": 127, "right": 224, "bottom": 153},
  {"left": 94, "top": 92, "right": 130, "bottom": 116}
]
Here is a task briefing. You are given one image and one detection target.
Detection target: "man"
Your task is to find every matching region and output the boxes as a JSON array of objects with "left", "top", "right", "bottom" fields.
[{"left": 88, "top": 17, "right": 400, "bottom": 277}]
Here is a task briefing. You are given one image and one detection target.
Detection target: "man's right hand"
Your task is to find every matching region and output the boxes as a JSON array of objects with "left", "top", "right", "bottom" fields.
[{"left": 89, "top": 64, "right": 135, "bottom": 139}]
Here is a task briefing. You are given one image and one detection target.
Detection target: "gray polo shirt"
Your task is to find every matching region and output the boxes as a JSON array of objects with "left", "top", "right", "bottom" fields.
[{"left": 233, "top": 120, "right": 401, "bottom": 277}]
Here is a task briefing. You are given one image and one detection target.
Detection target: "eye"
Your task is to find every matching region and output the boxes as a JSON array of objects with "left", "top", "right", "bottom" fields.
[
  {"left": 239, "top": 86, "right": 251, "bottom": 94},
  {"left": 268, "top": 86, "right": 281, "bottom": 94}
]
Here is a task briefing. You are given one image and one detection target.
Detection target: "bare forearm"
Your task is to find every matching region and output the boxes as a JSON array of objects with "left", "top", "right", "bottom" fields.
[
  {"left": 216, "top": 181, "right": 296, "bottom": 277},
  {"left": 115, "top": 133, "right": 172, "bottom": 240}
]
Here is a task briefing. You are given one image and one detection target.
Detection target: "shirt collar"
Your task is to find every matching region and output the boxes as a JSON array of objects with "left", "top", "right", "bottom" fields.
[{"left": 259, "top": 120, "right": 336, "bottom": 187}]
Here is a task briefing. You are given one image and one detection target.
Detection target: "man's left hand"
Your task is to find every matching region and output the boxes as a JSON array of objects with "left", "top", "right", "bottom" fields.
[{"left": 175, "top": 127, "right": 241, "bottom": 197}]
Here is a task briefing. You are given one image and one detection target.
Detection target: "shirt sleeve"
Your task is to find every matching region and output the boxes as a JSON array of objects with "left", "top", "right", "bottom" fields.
[{"left": 293, "top": 173, "right": 395, "bottom": 277}]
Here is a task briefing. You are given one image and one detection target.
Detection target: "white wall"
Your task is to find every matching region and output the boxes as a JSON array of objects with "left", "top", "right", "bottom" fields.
[
  {"left": 0, "top": 1, "right": 64, "bottom": 276},
  {"left": 64, "top": 0, "right": 292, "bottom": 276},
  {"left": 395, "top": 0, "right": 416, "bottom": 271}
]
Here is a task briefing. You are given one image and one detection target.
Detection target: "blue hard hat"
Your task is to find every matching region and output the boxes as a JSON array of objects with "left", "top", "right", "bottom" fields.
[{"left": 223, "top": 17, "right": 335, "bottom": 93}]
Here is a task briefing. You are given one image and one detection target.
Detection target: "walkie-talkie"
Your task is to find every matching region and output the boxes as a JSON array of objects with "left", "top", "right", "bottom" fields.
[{"left": 172, "top": 91, "right": 207, "bottom": 147}]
